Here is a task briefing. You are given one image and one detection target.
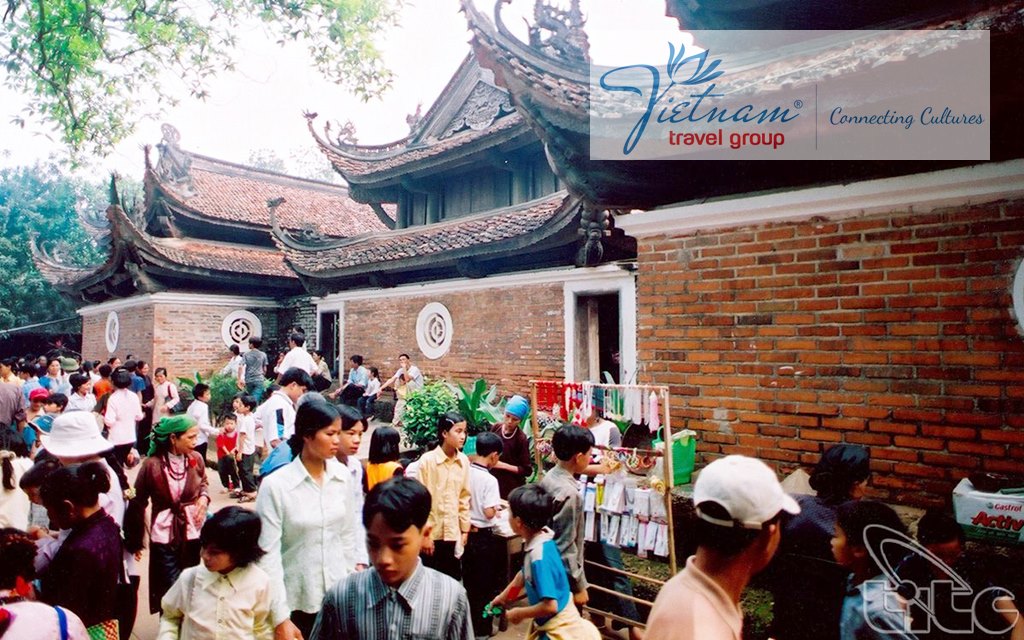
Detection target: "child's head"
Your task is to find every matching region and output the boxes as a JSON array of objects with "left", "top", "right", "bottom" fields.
[
  {"left": 29, "top": 387, "right": 49, "bottom": 409},
  {"left": 336, "top": 404, "right": 365, "bottom": 459},
  {"left": 0, "top": 528, "right": 38, "bottom": 590},
  {"left": 233, "top": 393, "right": 257, "bottom": 414},
  {"left": 368, "top": 426, "right": 402, "bottom": 464},
  {"left": 437, "top": 411, "right": 467, "bottom": 452},
  {"left": 369, "top": 366, "right": 379, "bottom": 380},
  {"left": 220, "top": 414, "right": 237, "bottom": 433},
  {"left": 112, "top": 368, "right": 133, "bottom": 389},
  {"left": 40, "top": 461, "right": 111, "bottom": 529},
  {"left": 508, "top": 484, "right": 554, "bottom": 537},
  {"left": 200, "top": 506, "right": 264, "bottom": 573},
  {"left": 19, "top": 456, "right": 61, "bottom": 505},
  {"left": 278, "top": 368, "right": 313, "bottom": 403},
  {"left": 44, "top": 393, "right": 68, "bottom": 413},
  {"left": 833, "top": 500, "right": 907, "bottom": 575},
  {"left": 472, "top": 431, "right": 503, "bottom": 468},
  {"left": 551, "top": 424, "right": 594, "bottom": 473},
  {"left": 363, "top": 477, "right": 432, "bottom": 587},
  {"left": 916, "top": 509, "right": 965, "bottom": 568},
  {"left": 193, "top": 383, "right": 211, "bottom": 402}
]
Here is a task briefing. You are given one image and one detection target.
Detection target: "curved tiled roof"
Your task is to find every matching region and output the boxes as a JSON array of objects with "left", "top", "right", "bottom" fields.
[
  {"left": 279, "top": 191, "right": 576, "bottom": 276},
  {"left": 152, "top": 154, "right": 390, "bottom": 237}
]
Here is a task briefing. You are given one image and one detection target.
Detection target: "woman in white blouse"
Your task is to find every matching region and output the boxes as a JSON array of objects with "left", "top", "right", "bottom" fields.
[
  {"left": 152, "top": 367, "right": 181, "bottom": 417},
  {"left": 256, "top": 395, "right": 362, "bottom": 640}
]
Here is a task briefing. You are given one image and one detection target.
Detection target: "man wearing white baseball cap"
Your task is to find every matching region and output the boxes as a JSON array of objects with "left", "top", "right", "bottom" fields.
[{"left": 646, "top": 455, "right": 801, "bottom": 640}]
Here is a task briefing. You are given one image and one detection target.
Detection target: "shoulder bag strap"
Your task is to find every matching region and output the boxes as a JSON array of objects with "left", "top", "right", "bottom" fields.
[{"left": 56, "top": 606, "right": 69, "bottom": 640}]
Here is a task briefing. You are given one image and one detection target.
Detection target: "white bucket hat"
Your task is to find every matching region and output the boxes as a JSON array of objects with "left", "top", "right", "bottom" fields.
[
  {"left": 694, "top": 455, "right": 801, "bottom": 529},
  {"left": 40, "top": 412, "right": 113, "bottom": 458}
]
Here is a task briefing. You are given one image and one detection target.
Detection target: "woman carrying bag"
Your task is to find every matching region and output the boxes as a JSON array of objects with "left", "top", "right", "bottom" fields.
[{"left": 125, "top": 415, "right": 210, "bottom": 614}]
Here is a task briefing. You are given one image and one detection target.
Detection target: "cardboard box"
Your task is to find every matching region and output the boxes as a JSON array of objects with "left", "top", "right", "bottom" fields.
[{"left": 952, "top": 478, "right": 1024, "bottom": 546}]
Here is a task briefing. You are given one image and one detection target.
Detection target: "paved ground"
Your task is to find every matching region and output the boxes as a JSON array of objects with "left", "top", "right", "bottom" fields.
[{"left": 128, "top": 419, "right": 541, "bottom": 639}]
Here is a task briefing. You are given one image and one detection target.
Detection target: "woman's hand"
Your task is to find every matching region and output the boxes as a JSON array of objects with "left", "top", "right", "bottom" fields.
[
  {"left": 421, "top": 537, "right": 435, "bottom": 556},
  {"left": 194, "top": 496, "right": 210, "bottom": 528},
  {"left": 274, "top": 620, "right": 303, "bottom": 640}
]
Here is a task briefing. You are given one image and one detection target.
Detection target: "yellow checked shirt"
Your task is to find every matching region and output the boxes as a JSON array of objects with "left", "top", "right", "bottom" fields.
[{"left": 416, "top": 446, "right": 471, "bottom": 541}]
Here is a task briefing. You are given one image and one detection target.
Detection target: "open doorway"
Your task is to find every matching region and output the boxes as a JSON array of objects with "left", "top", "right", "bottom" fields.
[
  {"left": 574, "top": 293, "right": 621, "bottom": 383},
  {"left": 319, "top": 312, "right": 339, "bottom": 377}
]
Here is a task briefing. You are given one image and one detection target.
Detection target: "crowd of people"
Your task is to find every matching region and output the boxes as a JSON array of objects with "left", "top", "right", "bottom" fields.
[{"left": 0, "top": 338, "right": 1021, "bottom": 640}]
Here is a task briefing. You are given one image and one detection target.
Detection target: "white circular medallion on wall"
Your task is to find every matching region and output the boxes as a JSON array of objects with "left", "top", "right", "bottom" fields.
[
  {"left": 416, "top": 302, "right": 453, "bottom": 360},
  {"left": 1013, "top": 258, "right": 1024, "bottom": 336},
  {"left": 104, "top": 311, "right": 119, "bottom": 354},
  {"left": 221, "top": 310, "right": 263, "bottom": 350}
]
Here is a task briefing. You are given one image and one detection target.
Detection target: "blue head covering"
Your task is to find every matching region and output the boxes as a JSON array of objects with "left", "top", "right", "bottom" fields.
[{"left": 505, "top": 395, "right": 529, "bottom": 420}]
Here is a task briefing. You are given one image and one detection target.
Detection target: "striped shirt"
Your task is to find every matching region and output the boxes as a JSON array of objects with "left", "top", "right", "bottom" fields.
[{"left": 309, "top": 561, "right": 472, "bottom": 640}]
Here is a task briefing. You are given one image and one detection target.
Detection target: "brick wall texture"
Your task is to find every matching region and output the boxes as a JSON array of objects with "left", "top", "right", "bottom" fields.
[
  {"left": 82, "top": 306, "right": 154, "bottom": 367},
  {"left": 343, "top": 283, "right": 565, "bottom": 397},
  {"left": 636, "top": 199, "right": 1024, "bottom": 507}
]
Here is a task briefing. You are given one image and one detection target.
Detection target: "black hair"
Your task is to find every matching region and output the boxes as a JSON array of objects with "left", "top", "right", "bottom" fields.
[
  {"left": 154, "top": 367, "right": 168, "bottom": 377},
  {"left": 0, "top": 528, "right": 37, "bottom": 589},
  {"left": 98, "top": 364, "right": 112, "bottom": 378},
  {"left": 107, "top": 357, "right": 119, "bottom": 366},
  {"left": 219, "top": 413, "right": 237, "bottom": 427},
  {"left": 81, "top": 361, "right": 94, "bottom": 373},
  {"left": 509, "top": 484, "right": 553, "bottom": 531},
  {"left": 235, "top": 393, "right": 257, "bottom": 411},
  {"left": 398, "top": 353, "right": 410, "bottom": 360},
  {"left": 695, "top": 502, "right": 782, "bottom": 556},
  {"left": 248, "top": 336, "right": 263, "bottom": 349},
  {"left": 69, "top": 373, "right": 90, "bottom": 394},
  {"left": 474, "top": 431, "right": 504, "bottom": 458},
  {"left": 288, "top": 396, "right": 340, "bottom": 457},
  {"left": 136, "top": 360, "right": 147, "bottom": 371},
  {"left": 47, "top": 356, "right": 61, "bottom": 368},
  {"left": 278, "top": 368, "right": 314, "bottom": 390},
  {"left": 835, "top": 500, "right": 908, "bottom": 573},
  {"left": 369, "top": 366, "right": 379, "bottom": 379},
  {"left": 338, "top": 403, "right": 363, "bottom": 431},
  {"left": 200, "top": 506, "right": 265, "bottom": 567},
  {"left": 363, "top": 476, "right": 431, "bottom": 531},
  {"left": 193, "top": 383, "right": 210, "bottom": 400},
  {"left": 46, "top": 393, "right": 68, "bottom": 410},
  {"left": 551, "top": 424, "right": 594, "bottom": 462},
  {"left": 40, "top": 461, "right": 111, "bottom": 509},
  {"left": 112, "top": 369, "right": 133, "bottom": 389},
  {"left": 916, "top": 509, "right": 965, "bottom": 547},
  {"left": 350, "top": 354, "right": 363, "bottom": 366},
  {"left": 0, "top": 356, "right": 17, "bottom": 369},
  {"left": 368, "top": 426, "right": 402, "bottom": 464},
  {"left": 288, "top": 332, "right": 306, "bottom": 347},
  {"left": 809, "top": 444, "right": 871, "bottom": 504},
  {"left": 437, "top": 411, "right": 465, "bottom": 437},
  {"left": 228, "top": 344, "right": 240, "bottom": 356},
  {"left": 19, "top": 456, "right": 61, "bottom": 491},
  {"left": 123, "top": 360, "right": 138, "bottom": 373},
  {"left": 1, "top": 435, "right": 29, "bottom": 490}
]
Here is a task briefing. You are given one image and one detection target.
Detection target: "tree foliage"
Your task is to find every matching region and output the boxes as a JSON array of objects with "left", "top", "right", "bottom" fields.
[
  {"left": 0, "top": 163, "right": 104, "bottom": 328},
  {"left": 1, "top": 0, "right": 400, "bottom": 159}
]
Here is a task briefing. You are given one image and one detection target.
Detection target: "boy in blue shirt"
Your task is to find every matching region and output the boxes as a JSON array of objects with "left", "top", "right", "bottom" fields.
[{"left": 490, "top": 484, "right": 599, "bottom": 640}]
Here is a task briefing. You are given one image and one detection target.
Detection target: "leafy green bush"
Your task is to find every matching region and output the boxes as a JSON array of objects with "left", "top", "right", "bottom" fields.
[
  {"left": 176, "top": 372, "right": 247, "bottom": 421},
  {"left": 401, "top": 381, "right": 457, "bottom": 452},
  {"left": 448, "top": 378, "right": 505, "bottom": 436}
]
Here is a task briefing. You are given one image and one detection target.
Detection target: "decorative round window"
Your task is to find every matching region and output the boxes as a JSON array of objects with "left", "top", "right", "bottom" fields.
[
  {"left": 1013, "top": 259, "right": 1024, "bottom": 336},
  {"left": 416, "top": 302, "right": 453, "bottom": 360},
  {"left": 104, "top": 312, "right": 119, "bottom": 353},
  {"left": 221, "top": 310, "right": 262, "bottom": 349}
]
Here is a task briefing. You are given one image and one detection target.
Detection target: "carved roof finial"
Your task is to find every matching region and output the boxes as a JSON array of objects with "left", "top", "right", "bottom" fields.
[
  {"left": 523, "top": 0, "right": 589, "bottom": 64},
  {"left": 154, "top": 123, "right": 196, "bottom": 196},
  {"left": 406, "top": 103, "right": 424, "bottom": 132}
]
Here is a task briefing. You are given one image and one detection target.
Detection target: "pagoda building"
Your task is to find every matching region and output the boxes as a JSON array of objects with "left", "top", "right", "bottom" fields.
[
  {"left": 283, "top": 52, "right": 638, "bottom": 389},
  {"left": 35, "top": 124, "right": 387, "bottom": 375},
  {"left": 460, "top": 0, "right": 1024, "bottom": 505}
]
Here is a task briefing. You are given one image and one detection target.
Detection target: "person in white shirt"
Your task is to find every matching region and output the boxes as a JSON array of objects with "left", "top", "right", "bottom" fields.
[
  {"left": 65, "top": 373, "right": 96, "bottom": 413},
  {"left": 186, "top": 383, "right": 218, "bottom": 463},
  {"left": 220, "top": 344, "right": 244, "bottom": 379},
  {"left": 233, "top": 394, "right": 260, "bottom": 501},
  {"left": 103, "top": 369, "right": 143, "bottom": 467},
  {"left": 357, "top": 367, "right": 381, "bottom": 418},
  {"left": 254, "top": 369, "right": 312, "bottom": 450},
  {"left": 463, "top": 431, "right": 505, "bottom": 636},
  {"left": 276, "top": 333, "right": 316, "bottom": 380},
  {"left": 377, "top": 353, "right": 424, "bottom": 427},
  {"left": 256, "top": 396, "right": 363, "bottom": 640}
]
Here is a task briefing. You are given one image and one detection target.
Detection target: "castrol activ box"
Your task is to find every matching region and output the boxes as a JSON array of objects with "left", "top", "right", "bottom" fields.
[{"left": 952, "top": 478, "right": 1024, "bottom": 547}]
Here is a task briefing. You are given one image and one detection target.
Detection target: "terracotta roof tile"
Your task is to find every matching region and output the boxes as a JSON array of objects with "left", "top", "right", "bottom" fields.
[
  {"left": 281, "top": 191, "right": 572, "bottom": 274},
  {"left": 158, "top": 155, "right": 389, "bottom": 237},
  {"left": 147, "top": 237, "right": 296, "bottom": 279}
]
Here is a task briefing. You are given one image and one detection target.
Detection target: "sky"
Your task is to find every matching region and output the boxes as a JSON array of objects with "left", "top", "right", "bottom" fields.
[{"left": 0, "top": 0, "right": 681, "bottom": 180}]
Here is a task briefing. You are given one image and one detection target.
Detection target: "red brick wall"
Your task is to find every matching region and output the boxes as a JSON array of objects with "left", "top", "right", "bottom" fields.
[
  {"left": 343, "top": 283, "right": 565, "bottom": 397},
  {"left": 153, "top": 304, "right": 262, "bottom": 379},
  {"left": 81, "top": 306, "right": 154, "bottom": 366},
  {"left": 636, "top": 200, "right": 1024, "bottom": 506}
]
